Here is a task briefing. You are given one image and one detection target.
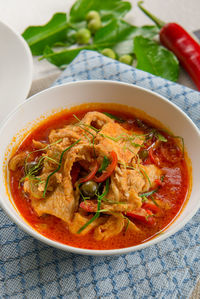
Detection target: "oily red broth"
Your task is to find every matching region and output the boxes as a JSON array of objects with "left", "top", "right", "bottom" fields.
[{"left": 9, "top": 105, "right": 190, "bottom": 250}]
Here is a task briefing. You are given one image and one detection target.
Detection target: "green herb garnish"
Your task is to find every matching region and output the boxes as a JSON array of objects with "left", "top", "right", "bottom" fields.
[
  {"left": 141, "top": 196, "right": 148, "bottom": 203},
  {"left": 160, "top": 175, "right": 165, "bottom": 182},
  {"left": 73, "top": 114, "right": 97, "bottom": 157},
  {"left": 43, "top": 139, "right": 81, "bottom": 197},
  {"left": 150, "top": 196, "right": 159, "bottom": 207},
  {"left": 138, "top": 165, "right": 152, "bottom": 187},
  {"left": 123, "top": 215, "right": 130, "bottom": 234},
  {"left": 173, "top": 135, "right": 185, "bottom": 155},
  {"left": 139, "top": 188, "right": 158, "bottom": 198},
  {"left": 154, "top": 131, "right": 167, "bottom": 142},
  {"left": 77, "top": 178, "right": 109, "bottom": 234},
  {"left": 103, "top": 112, "right": 125, "bottom": 123},
  {"left": 98, "top": 156, "right": 110, "bottom": 173}
]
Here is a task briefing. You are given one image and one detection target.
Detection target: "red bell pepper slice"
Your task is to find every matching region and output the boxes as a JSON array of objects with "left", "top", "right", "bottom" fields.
[
  {"left": 126, "top": 208, "right": 155, "bottom": 226},
  {"left": 79, "top": 161, "right": 99, "bottom": 183},
  {"left": 94, "top": 151, "right": 118, "bottom": 183}
]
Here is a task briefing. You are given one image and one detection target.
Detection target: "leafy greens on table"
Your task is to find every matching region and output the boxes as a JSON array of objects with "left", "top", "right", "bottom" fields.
[{"left": 22, "top": 0, "right": 179, "bottom": 81}]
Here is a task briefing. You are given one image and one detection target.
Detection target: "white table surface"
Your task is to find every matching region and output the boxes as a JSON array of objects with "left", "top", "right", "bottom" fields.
[{"left": 0, "top": 0, "right": 200, "bottom": 87}]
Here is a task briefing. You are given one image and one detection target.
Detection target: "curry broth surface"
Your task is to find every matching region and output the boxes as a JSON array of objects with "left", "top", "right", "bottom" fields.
[{"left": 9, "top": 104, "right": 190, "bottom": 250}]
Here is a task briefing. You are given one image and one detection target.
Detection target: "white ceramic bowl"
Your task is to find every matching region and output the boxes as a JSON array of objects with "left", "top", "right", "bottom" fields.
[
  {"left": 0, "top": 80, "right": 200, "bottom": 256},
  {"left": 0, "top": 20, "right": 33, "bottom": 123}
]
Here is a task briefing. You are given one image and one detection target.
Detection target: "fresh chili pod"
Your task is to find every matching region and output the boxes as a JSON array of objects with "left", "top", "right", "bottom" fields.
[
  {"left": 79, "top": 161, "right": 99, "bottom": 183},
  {"left": 138, "top": 1, "right": 200, "bottom": 91},
  {"left": 94, "top": 151, "right": 118, "bottom": 182}
]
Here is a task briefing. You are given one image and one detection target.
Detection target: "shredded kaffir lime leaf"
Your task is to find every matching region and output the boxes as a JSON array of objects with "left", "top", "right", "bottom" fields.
[
  {"left": 103, "top": 112, "right": 125, "bottom": 123},
  {"left": 43, "top": 139, "right": 81, "bottom": 197}
]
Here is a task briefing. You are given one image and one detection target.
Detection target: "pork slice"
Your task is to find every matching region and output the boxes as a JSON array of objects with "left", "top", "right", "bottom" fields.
[
  {"left": 49, "top": 125, "right": 92, "bottom": 148},
  {"left": 100, "top": 164, "right": 162, "bottom": 213},
  {"left": 31, "top": 185, "right": 75, "bottom": 223},
  {"left": 94, "top": 213, "right": 125, "bottom": 241},
  {"left": 81, "top": 111, "right": 114, "bottom": 129},
  {"left": 125, "top": 164, "right": 162, "bottom": 194},
  {"left": 69, "top": 212, "right": 105, "bottom": 236},
  {"left": 8, "top": 152, "right": 27, "bottom": 171},
  {"left": 48, "top": 111, "right": 112, "bottom": 146},
  {"left": 95, "top": 122, "right": 144, "bottom": 164}
]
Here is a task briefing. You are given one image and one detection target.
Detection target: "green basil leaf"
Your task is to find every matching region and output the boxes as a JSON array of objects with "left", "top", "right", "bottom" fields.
[
  {"left": 41, "top": 46, "right": 94, "bottom": 67},
  {"left": 113, "top": 25, "right": 159, "bottom": 56},
  {"left": 94, "top": 19, "right": 134, "bottom": 47},
  {"left": 94, "top": 19, "right": 159, "bottom": 56},
  {"left": 70, "top": 0, "right": 131, "bottom": 25},
  {"left": 134, "top": 36, "right": 179, "bottom": 82},
  {"left": 22, "top": 13, "right": 68, "bottom": 55}
]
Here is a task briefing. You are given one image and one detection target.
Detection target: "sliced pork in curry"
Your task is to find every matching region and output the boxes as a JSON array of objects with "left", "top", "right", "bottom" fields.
[{"left": 9, "top": 110, "right": 186, "bottom": 244}]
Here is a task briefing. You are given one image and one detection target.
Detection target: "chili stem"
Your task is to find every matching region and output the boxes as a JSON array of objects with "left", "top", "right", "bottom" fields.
[{"left": 137, "top": 1, "right": 165, "bottom": 29}]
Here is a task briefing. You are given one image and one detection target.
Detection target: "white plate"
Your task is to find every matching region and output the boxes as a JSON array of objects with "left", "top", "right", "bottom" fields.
[{"left": 0, "top": 20, "right": 33, "bottom": 123}]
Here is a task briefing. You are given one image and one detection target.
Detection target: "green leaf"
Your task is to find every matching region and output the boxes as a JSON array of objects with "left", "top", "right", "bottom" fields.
[
  {"left": 53, "top": 27, "right": 77, "bottom": 47},
  {"left": 94, "top": 19, "right": 134, "bottom": 47},
  {"left": 22, "top": 13, "right": 69, "bottom": 55},
  {"left": 95, "top": 20, "right": 158, "bottom": 46},
  {"left": 41, "top": 45, "right": 94, "bottom": 67},
  {"left": 134, "top": 36, "right": 179, "bottom": 81},
  {"left": 94, "top": 19, "right": 159, "bottom": 56},
  {"left": 98, "top": 156, "right": 110, "bottom": 173},
  {"left": 154, "top": 131, "right": 167, "bottom": 142},
  {"left": 113, "top": 25, "right": 159, "bottom": 56},
  {"left": 70, "top": 0, "right": 131, "bottom": 25},
  {"left": 103, "top": 112, "right": 125, "bottom": 123},
  {"left": 139, "top": 189, "right": 158, "bottom": 198}
]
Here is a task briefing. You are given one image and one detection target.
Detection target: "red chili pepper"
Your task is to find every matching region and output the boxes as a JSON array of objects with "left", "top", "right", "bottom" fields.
[
  {"left": 142, "top": 202, "right": 160, "bottom": 214},
  {"left": 79, "top": 161, "right": 99, "bottom": 183},
  {"left": 138, "top": 1, "right": 200, "bottom": 91},
  {"left": 126, "top": 208, "right": 155, "bottom": 226},
  {"left": 154, "top": 179, "right": 163, "bottom": 187},
  {"left": 80, "top": 200, "right": 97, "bottom": 212},
  {"left": 149, "top": 148, "right": 156, "bottom": 164},
  {"left": 94, "top": 151, "right": 118, "bottom": 183}
]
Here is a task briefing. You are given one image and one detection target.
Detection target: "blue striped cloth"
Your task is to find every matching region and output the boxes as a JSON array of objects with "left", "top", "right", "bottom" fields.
[{"left": 1, "top": 50, "right": 200, "bottom": 299}]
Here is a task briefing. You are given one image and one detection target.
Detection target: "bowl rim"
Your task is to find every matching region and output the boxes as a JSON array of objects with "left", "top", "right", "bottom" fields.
[
  {"left": 0, "top": 19, "right": 33, "bottom": 124},
  {"left": 1, "top": 79, "right": 200, "bottom": 256}
]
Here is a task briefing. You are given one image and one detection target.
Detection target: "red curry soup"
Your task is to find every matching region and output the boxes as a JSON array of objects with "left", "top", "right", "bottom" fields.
[{"left": 8, "top": 105, "right": 190, "bottom": 250}]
